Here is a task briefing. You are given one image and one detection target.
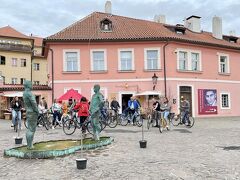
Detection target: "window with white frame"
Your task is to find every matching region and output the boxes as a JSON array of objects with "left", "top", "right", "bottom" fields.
[
  {"left": 191, "top": 53, "right": 200, "bottom": 71},
  {"left": 220, "top": 93, "right": 230, "bottom": 109},
  {"left": 118, "top": 49, "right": 134, "bottom": 71},
  {"left": 33, "top": 63, "right": 40, "bottom": 71},
  {"left": 177, "top": 49, "right": 201, "bottom": 71},
  {"left": 218, "top": 54, "right": 229, "bottom": 74},
  {"left": 21, "top": 59, "right": 26, "bottom": 67},
  {"left": 91, "top": 50, "right": 106, "bottom": 71},
  {"left": 33, "top": 81, "right": 39, "bottom": 85},
  {"left": 63, "top": 50, "right": 80, "bottom": 72},
  {"left": 179, "top": 51, "right": 187, "bottom": 70},
  {"left": 12, "top": 58, "right": 17, "bottom": 67},
  {"left": 11, "top": 78, "right": 17, "bottom": 84},
  {"left": 20, "top": 78, "right": 26, "bottom": 84},
  {"left": 144, "top": 49, "right": 160, "bottom": 70}
]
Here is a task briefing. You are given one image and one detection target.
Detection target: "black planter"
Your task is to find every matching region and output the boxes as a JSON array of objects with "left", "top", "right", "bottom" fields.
[
  {"left": 139, "top": 140, "right": 147, "bottom": 148},
  {"left": 76, "top": 158, "right": 87, "bottom": 169},
  {"left": 15, "top": 137, "right": 23, "bottom": 144}
]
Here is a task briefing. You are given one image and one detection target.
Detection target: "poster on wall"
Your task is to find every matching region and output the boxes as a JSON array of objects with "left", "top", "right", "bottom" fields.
[{"left": 198, "top": 89, "right": 218, "bottom": 114}]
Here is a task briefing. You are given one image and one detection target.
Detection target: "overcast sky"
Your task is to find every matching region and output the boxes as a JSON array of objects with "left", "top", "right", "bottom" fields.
[{"left": 0, "top": 0, "right": 239, "bottom": 38}]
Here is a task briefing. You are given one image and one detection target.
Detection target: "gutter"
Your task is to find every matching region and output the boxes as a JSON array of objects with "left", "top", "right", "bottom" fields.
[{"left": 163, "top": 41, "right": 169, "bottom": 98}]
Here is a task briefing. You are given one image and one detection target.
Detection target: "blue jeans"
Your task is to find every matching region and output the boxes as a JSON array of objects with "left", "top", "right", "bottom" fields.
[
  {"left": 182, "top": 111, "right": 190, "bottom": 124},
  {"left": 12, "top": 110, "right": 22, "bottom": 128}
]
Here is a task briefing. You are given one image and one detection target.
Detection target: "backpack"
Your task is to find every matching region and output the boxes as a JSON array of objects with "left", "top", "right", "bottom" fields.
[{"left": 81, "top": 103, "right": 88, "bottom": 114}]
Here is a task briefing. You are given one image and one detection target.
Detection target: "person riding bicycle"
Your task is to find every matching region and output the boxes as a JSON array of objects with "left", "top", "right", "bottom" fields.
[
  {"left": 160, "top": 97, "right": 170, "bottom": 130},
  {"left": 51, "top": 99, "right": 62, "bottom": 129},
  {"left": 10, "top": 96, "right": 23, "bottom": 129},
  {"left": 37, "top": 100, "right": 47, "bottom": 127},
  {"left": 110, "top": 97, "right": 120, "bottom": 116},
  {"left": 152, "top": 97, "right": 161, "bottom": 127},
  {"left": 180, "top": 96, "right": 191, "bottom": 126},
  {"left": 73, "top": 97, "right": 89, "bottom": 135},
  {"left": 127, "top": 96, "right": 140, "bottom": 125}
]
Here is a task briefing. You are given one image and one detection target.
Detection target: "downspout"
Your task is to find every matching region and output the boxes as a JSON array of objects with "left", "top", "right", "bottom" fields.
[
  {"left": 163, "top": 41, "right": 169, "bottom": 98},
  {"left": 30, "top": 39, "right": 34, "bottom": 82},
  {"left": 49, "top": 48, "right": 54, "bottom": 104}
]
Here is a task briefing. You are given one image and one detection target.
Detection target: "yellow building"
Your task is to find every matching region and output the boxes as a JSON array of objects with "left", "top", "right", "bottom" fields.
[{"left": 0, "top": 26, "right": 48, "bottom": 85}]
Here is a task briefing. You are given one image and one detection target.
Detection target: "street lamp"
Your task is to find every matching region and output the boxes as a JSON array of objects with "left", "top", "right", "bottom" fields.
[{"left": 152, "top": 73, "right": 158, "bottom": 90}]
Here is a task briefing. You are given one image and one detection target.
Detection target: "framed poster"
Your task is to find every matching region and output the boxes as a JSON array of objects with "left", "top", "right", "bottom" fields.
[{"left": 198, "top": 89, "right": 217, "bottom": 114}]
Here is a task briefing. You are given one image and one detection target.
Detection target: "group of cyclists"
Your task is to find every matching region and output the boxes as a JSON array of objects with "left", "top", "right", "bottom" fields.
[{"left": 8, "top": 94, "right": 191, "bottom": 133}]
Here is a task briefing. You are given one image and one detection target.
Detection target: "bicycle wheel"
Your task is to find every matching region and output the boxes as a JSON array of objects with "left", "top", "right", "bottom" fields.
[
  {"left": 136, "top": 115, "right": 143, "bottom": 127},
  {"left": 86, "top": 120, "right": 103, "bottom": 135},
  {"left": 63, "top": 119, "right": 77, "bottom": 135},
  {"left": 171, "top": 115, "right": 180, "bottom": 126},
  {"left": 159, "top": 119, "right": 163, "bottom": 133},
  {"left": 108, "top": 116, "right": 118, "bottom": 128},
  {"left": 186, "top": 116, "right": 195, "bottom": 128},
  {"left": 120, "top": 114, "right": 129, "bottom": 126}
]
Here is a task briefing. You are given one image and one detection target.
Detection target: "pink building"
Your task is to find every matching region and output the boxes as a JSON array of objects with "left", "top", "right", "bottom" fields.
[{"left": 44, "top": 12, "right": 240, "bottom": 118}]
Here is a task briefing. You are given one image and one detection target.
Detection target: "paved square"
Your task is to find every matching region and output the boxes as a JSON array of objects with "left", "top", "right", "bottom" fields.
[{"left": 0, "top": 118, "right": 239, "bottom": 180}]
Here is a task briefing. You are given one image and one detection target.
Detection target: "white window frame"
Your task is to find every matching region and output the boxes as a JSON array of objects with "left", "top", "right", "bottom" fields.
[
  {"left": 90, "top": 49, "right": 107, "bottom": 71},
  {"left": 63, "top": 49, "right": 81, "bottom": 72},
  {"left": 12, "top": 58, "right": 17, "bottom": 67},
  {"left": 220, "top": 92, "right": 231, "bottom": 109},
  {"left": 176, "top": 48, "right": 202, "bottom": 71},
  {"left": 118, "top": 48, "right": 135, "bottom": 71},
  {"left": 63, "top": 88, "right": 81, "bottom": 94},
  {"left": 33, "top": 63, "right": 40, "bottom": 71},
  {"left": 11, "top": 78, "right": 17, "bottom": 84},
  {"left": 217, "top": 53, "right": 230, "bottom": 74},
  {"left": 144, "top": 48, "right": 161, "bottom": 70},
  {"left": 33, "top": 81, "right": 40, "bottom": 85},
  {"left": 91, "top": 87, "right": 108, "bottom": 99}
]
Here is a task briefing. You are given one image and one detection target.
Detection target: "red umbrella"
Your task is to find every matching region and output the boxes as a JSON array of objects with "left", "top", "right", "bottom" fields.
[{"left": 58, "top": 89, "right": 82, "bottom": 101}]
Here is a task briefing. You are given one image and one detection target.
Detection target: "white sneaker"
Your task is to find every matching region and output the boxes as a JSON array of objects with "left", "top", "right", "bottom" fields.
[{"left": 52, "top": 126, "right": 55, "bottom": 129}]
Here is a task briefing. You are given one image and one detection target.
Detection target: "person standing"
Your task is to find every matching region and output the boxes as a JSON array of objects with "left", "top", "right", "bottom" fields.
[
  {"left": 42, "top": 97, "right": 48, "bottom": 109},
  {"left": 73, "top": 97, "right": 89, "bottom": 135},
  {"left": 51, "top": 99, "right": 62, "bottom": 129},
  {"left": 10, "top": 96, "right": 23, "bottom": 129},
  {"left": 127, "top": 96, "right": 140, "bottom": 125},
  {"left": 180, "top": 97, "right": 190, "bottom": 126},
  {"left": 152, "top": 98, "right": 161, "bottom": 127},
  {"left": 160, "top": 97, "right": 170, "bottom": 130}
]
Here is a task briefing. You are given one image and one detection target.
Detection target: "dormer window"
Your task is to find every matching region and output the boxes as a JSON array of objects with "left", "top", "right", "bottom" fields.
[
  {"left": 100, "top": 18, "right": 112, "bottom": 32},
  {"left": 223, "top": 35, "right": 238, "bottom": 43},
  {"left": 175, "top": 24, "right": 186, "bottom": 34}
]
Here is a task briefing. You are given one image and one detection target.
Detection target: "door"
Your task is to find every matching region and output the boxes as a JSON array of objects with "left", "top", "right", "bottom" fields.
[
  {"left": 121, "top": 94, "right": 133, "bottom": 113},
  {"left": 179, "top": 86, "right": 192, "bottom": 116}
]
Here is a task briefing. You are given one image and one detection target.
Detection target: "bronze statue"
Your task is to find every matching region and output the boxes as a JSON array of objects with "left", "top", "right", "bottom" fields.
[
  {"left": 89, "top": 84, "right": 104, "bottom": 141},
  {"left": 23, "top": 81, "right": 38, "bottom": 149}
]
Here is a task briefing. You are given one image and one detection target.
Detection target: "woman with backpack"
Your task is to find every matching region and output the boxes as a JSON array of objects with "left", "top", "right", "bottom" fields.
[{"left": 73, "top": 97, "right": 89, "bottom": 135}]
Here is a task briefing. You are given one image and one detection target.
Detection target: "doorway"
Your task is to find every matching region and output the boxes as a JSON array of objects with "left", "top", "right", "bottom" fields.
[
  {"left": 121, "top": 94, "right": 133, "bottom": 113},
  {"left": 179, "top": 86, "right": 192, "bottom": 116}
]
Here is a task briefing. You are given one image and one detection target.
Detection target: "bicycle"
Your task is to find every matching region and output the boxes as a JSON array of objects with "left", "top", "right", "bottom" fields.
[
  {"left": 120, "top": 109, "right": 143, "bottom": 127},
  {"left": 108, "top": 108, "right": 120, "bottom": 128},
  {"left": 24, "top": 111, "right": 51, "bottom": 130},
  {"left": 147, "top": 110, "right": 159, "bottom": 130},
  {"left": 62, "top": 113, "right": 103, "bottom": 136},
  {"left": 170, "top": 110, "right": 195, "bottom": 128}
]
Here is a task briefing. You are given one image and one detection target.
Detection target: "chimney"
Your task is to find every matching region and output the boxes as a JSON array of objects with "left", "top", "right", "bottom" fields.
[
  {"left": 185, "top": 15, "right": 201, "bottom": 33},
  {"left": 154, "top": 15, "right": 166, "bottom": 24},
  {"left": 212, "top": 16, "right": 222, "bottom": 39},
  {"left": 105, "top": 1, "right": 112, "bottom": 14}
]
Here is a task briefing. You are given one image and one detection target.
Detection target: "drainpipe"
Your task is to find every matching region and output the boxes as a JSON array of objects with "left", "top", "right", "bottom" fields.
[
  {"left": 30, "top": 39, "right": 34, "bottom": 82},
  {"left": 163, "top": 41, "right": 169, "bottom": 98},
  {"left": 49, "top": 48, "right": 54, "bottom": 104}
]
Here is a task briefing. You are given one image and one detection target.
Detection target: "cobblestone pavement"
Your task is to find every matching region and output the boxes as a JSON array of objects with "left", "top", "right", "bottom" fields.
[{"left": 0, "top": 117, "right": 240, "bottom": 180}]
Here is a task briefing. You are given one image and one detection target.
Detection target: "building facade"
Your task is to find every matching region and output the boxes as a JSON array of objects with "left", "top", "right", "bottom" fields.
[
  {"left": 0, "top": 26, "right": 51, "bottom": 119},
  {"left": 44, "top": 11, "right": 240, "bottom": 118}
]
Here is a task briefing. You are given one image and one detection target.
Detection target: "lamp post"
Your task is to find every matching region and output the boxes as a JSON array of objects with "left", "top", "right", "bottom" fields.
[
  {"left": 48, "top": 48, "right": 54, "bottom": 104},
  {"left": 152, "top": 73, "right": 158, "bottom": 90}
]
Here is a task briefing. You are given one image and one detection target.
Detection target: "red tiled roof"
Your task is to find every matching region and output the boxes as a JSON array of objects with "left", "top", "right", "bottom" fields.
[
  {"left": 31, "top": 36, "right": 43, "bottom": 46},
  {"left": 45, "top": 12, "right": 240, "bottom": 50},
  {"left": 0, "top": 25, "right": 30, "bottom": 39}
]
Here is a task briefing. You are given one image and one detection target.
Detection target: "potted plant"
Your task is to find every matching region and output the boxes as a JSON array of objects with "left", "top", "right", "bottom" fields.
[
  {"left": 139, "top": 117, "right": 147, "bottom": 148},
  {"left": 76, "top": 127, "right": 87, "bottom": 169},
  {"left": 15, "top": 127, "right": 23, "bottom": 144}
]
